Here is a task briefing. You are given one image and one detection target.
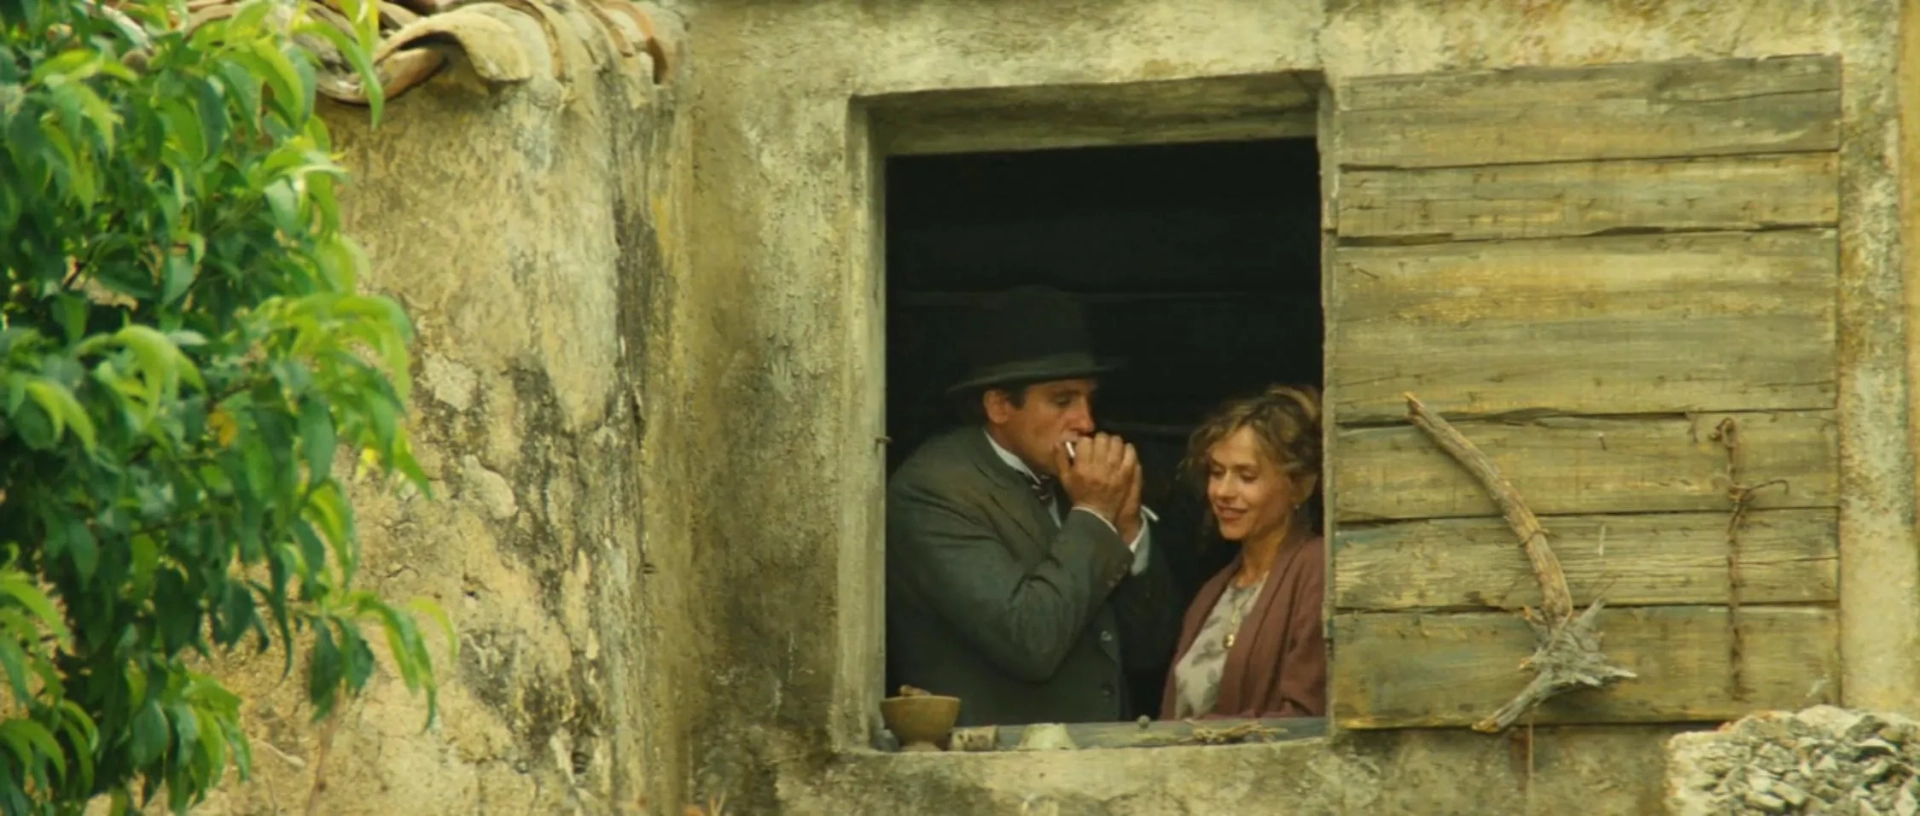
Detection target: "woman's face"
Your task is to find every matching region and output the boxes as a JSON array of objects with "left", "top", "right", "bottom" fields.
[{"left": 1205, "top": 426, "right": 1304, "bottom": 544}]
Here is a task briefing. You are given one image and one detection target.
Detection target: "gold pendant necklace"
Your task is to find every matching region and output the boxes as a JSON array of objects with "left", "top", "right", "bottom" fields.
[
  {"left": 1221, "top": 526, "right": 1301, "bottom": 651},
  {"left": 1222, "top": 584, "right": 1258, "bottom": 650}
]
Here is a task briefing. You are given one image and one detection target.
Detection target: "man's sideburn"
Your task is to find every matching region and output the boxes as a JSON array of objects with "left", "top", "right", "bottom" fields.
[{"left": 990, "top": 380, "right": 1098, "bottom": 476}]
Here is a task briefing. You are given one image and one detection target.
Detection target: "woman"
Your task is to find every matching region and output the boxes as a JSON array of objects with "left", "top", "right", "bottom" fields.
[{"left": 1160, "top": 385, "right": 1326, "bottom": 720}]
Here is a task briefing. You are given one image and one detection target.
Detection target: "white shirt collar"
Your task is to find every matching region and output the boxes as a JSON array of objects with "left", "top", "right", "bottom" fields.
[
  {"left": 983, "top": 429, "right": 1155, "bottom": 559},
  {"left": 983, "top": 429, "right": 1042, "bottom": 483}
]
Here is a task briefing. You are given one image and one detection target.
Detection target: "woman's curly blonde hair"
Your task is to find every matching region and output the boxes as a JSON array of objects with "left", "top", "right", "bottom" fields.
[{"left": 1182, "top": 384, "right": 1324, "bottom": 492}]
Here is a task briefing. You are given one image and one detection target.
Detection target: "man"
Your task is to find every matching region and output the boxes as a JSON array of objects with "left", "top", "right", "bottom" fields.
[{"left": 886, "top": 285, "right": 1178, "bottom": 727}]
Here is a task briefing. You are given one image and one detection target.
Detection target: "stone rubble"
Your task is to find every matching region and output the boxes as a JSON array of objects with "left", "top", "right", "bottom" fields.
[{"left": 1668, "top": 707, "right": 1920, "bottom": 815}]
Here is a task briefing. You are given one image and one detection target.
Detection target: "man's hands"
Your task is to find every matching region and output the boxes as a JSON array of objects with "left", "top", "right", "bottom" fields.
[
  {"left": 1052, "top": 433, "right": 1145, "bottom": 543},
  {"left": 1116, "top": 458, "right": 1143, "bottom": 544}
]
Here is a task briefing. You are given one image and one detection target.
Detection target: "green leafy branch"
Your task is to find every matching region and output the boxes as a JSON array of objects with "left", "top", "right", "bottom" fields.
[{"left": 0, "top": 0, "right": 448, "bottom": 811}]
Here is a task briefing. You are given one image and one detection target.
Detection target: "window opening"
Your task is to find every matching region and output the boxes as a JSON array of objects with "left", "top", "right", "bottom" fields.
[{"left": 883, "top": 138, "right": 1325, "bottom": 732}]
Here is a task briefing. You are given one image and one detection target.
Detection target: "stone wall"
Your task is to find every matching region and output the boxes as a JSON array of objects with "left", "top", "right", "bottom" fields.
[
  {"left": 805, "top": 725, "right": 1693, "bottom": 815},
  {"left": 192, "top": 4, "right": 689, "bottom": 813},
  {"left": 660, "top": 0, "right": 1919, "bottom": 813},
  {"left": 1667, "top": 707, "right": 1920, "bottom": 815}
]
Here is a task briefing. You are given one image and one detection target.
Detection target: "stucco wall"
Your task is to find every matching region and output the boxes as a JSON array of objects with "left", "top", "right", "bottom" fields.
[
  {"left": 664, "top": 0, "right": 1918, "bottom": 813},
  {"left": 190, "top": 5, "right": 689, "bottom": 813},
  {"left": 1905, "top": 0, "right": 1920, "bottom": 714},
  {"left": 167, "top": 0, "right": 1920, "bottom": 812}
]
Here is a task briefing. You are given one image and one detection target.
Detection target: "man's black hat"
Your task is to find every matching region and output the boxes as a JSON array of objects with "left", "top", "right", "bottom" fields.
[{"left": 947, "top": 285, "right": 1123, "bottom": 394}]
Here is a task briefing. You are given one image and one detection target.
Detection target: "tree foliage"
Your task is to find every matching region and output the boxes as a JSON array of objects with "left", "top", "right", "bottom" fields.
[{"left": 0, "top": 0, "right": 449, "bottom": 810}]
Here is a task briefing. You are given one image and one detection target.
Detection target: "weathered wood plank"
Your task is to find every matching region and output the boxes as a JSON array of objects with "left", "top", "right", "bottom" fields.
[
  {"left": 1336, "top": 56, "right": 1840, "bottom": 168},
  {"left": 1329, "top": 231, "right": 1837, "bottom": 421},
  {"left": 1340, "top": 56, "right": 1840, "bottom": 112},
  {"left": 1330, "top": 606, "right": 1839, "bottom": 728},
  {"left": 1332, "top": 411, "right": 1838, "bottom": 522},
  {"left": 873, "top": 73, "right": 1318, "bottom": 156},
  {"left": 1332, "top": 509, "right": 1838, "bottom": 610},
  {"left": 1338, "top": 153, "right": 1838, "bottom": 241}
]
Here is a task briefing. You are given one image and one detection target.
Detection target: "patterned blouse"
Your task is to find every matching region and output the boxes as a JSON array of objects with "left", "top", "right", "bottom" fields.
[{"left": 1171, "top": 579, "right": 1266, "bottom": 719}]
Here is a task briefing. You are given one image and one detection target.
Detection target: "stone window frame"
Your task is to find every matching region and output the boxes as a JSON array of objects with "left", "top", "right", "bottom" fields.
[{"left": 848, "top": 72, "right": 1335, "bottom": 753}]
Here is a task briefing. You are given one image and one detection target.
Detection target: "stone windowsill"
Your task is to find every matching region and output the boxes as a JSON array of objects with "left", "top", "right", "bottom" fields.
[{"left": 873, "top": 716, "right": 1328, "bottom": 753}]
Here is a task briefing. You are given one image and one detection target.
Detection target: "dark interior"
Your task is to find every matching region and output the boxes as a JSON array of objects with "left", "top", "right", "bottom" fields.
[{"left": 884, "top": 137, "right": 1324, "bottom": 718}]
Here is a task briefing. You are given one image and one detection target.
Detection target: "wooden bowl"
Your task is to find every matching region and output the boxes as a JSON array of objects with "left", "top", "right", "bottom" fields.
[{"left": 880, "top": 694, "right": 961, "bottom": 751}]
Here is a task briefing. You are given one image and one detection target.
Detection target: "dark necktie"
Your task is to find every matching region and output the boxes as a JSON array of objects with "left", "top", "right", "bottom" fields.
[{"left": 1029, "top": 475, "right": 1064, "bottom": 520}]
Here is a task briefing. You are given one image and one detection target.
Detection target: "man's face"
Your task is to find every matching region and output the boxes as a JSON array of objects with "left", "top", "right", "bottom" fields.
[{"left": 983, "top": 378, "right": 1098, "bottom": 477}]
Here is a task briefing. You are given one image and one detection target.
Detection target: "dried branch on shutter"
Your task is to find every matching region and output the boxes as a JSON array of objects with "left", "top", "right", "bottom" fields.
[
  {"left": 1711, "top": 417, "right": 1788, "bottom": 703},
  {"left": 1402, "top": 393, "right": 1636, "bottom": 733}
]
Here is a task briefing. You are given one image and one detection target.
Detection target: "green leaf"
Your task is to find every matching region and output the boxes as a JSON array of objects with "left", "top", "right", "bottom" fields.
[
  {"left": 228, "top": 723, "right": 253, "bottom": 779},
  {"left": 295, "top": 19, "right": 383, "bottom": 125},
  {"left": 244, "top": 39, "right": 309, "bottom": 125},
  {"left": 0, "top": 571, "right": 71, "bottom": 646},
  {"left": 169, "top": 703, "right": 199, "bottom": 754},
  {"left": 215, "top": 582, "right": 256, "bottom": 646},
  {"left": 365, "top": 387, "right": 397, "bottom": 449},
  {"left": 0, "top": 721, "right": 33, "bottom": 775},
  {"left": 39, "top": 119, "right": 97, "bottom": 209},
  {"left": 24, "top": 376, "right": 97, "bottom": 452},
  {"left": 65, "top": 517, "right": 98, "bottom": 581},
  {"left": 161, "top": 251, "right": 197, "bottom": 305},
  {"left": 307, "top": 622, "right": 342, "bottom": 719},
  {"left": 68, "top": 80, "right": 121, "bottom": 154},
  {"left": 53, "top": 293, "right": 87, "bottom": 345},
  {"left": 3, "top": 372, "right": 28, "bottom": 415},
  {"left": 10, "top": 398, "right": 57, "bottom": 450},
  {"left": 56, "top": 701, "right": 97, "bottom": 791},
  {"left": 116, "top": 323, "right": 205, "bottom": 394},
  {"left": 407, "top": 598, "right": 458, "bottom": 664},
  {"left": 129, "top": 701, "right": 168, "bottom": 766},
  {"left": 340, "top": 624, "right": 373, "bottom": 691},
  {"left": 0, "top": 719, "right": 66, "bottom": 781},
  {"left": 299, "top": 396, "right": 335, "bottom": 481},
  {"left": 303, "top": 482, "right": 351, "bottom": 572},
  {"left": 28, "top": 48, "right": 100, "bottom": 87},
  {"left": 264, "top": 177, "right": 298, "bottom": 234},
  {"left": 289, "top": 521, "right": 326, "bottom": 585},
  {"left": 57, "top": 701, "right": 98, "bottom": 753},
  {"left": 167, "top": 330, "right": 209, "bottom": 348},
  {"left": 392, "top": 439, "right": 432, "bottom": 495},
  {"left": 129, "top": 534, "right": 159, "bottom": 597},
  {"left": 190, "top": 712, "right": 226, "bottom": 788},
  {"left": 228, "top": 0, "right": 276, "bottom": 33},
  {"left": 359, "top": 598, "right": 426, "bottom": 693},
  {"left": 194, "top": 76, "right": 229, "bottom": 158},
  {"left": 0, "top": 637, "right": 30, "bottom": 701},
  {"left": 161, "top": 96, "right": 207, "bottom": 165}
]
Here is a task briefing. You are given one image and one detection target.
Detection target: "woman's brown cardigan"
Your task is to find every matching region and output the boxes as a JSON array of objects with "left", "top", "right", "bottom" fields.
[{"left": 1159, "top": 534, "right": 1327, "bottom": 719}]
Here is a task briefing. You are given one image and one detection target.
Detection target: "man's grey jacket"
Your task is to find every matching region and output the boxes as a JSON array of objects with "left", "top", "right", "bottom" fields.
[{"left": 886, "top": 427, "right": 1179, "bottom": 726}]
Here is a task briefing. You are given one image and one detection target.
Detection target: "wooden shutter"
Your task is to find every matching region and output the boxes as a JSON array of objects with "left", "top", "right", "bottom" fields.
[{"left": 1324, "top": 56, "right": 1843, "bottom": 729}]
